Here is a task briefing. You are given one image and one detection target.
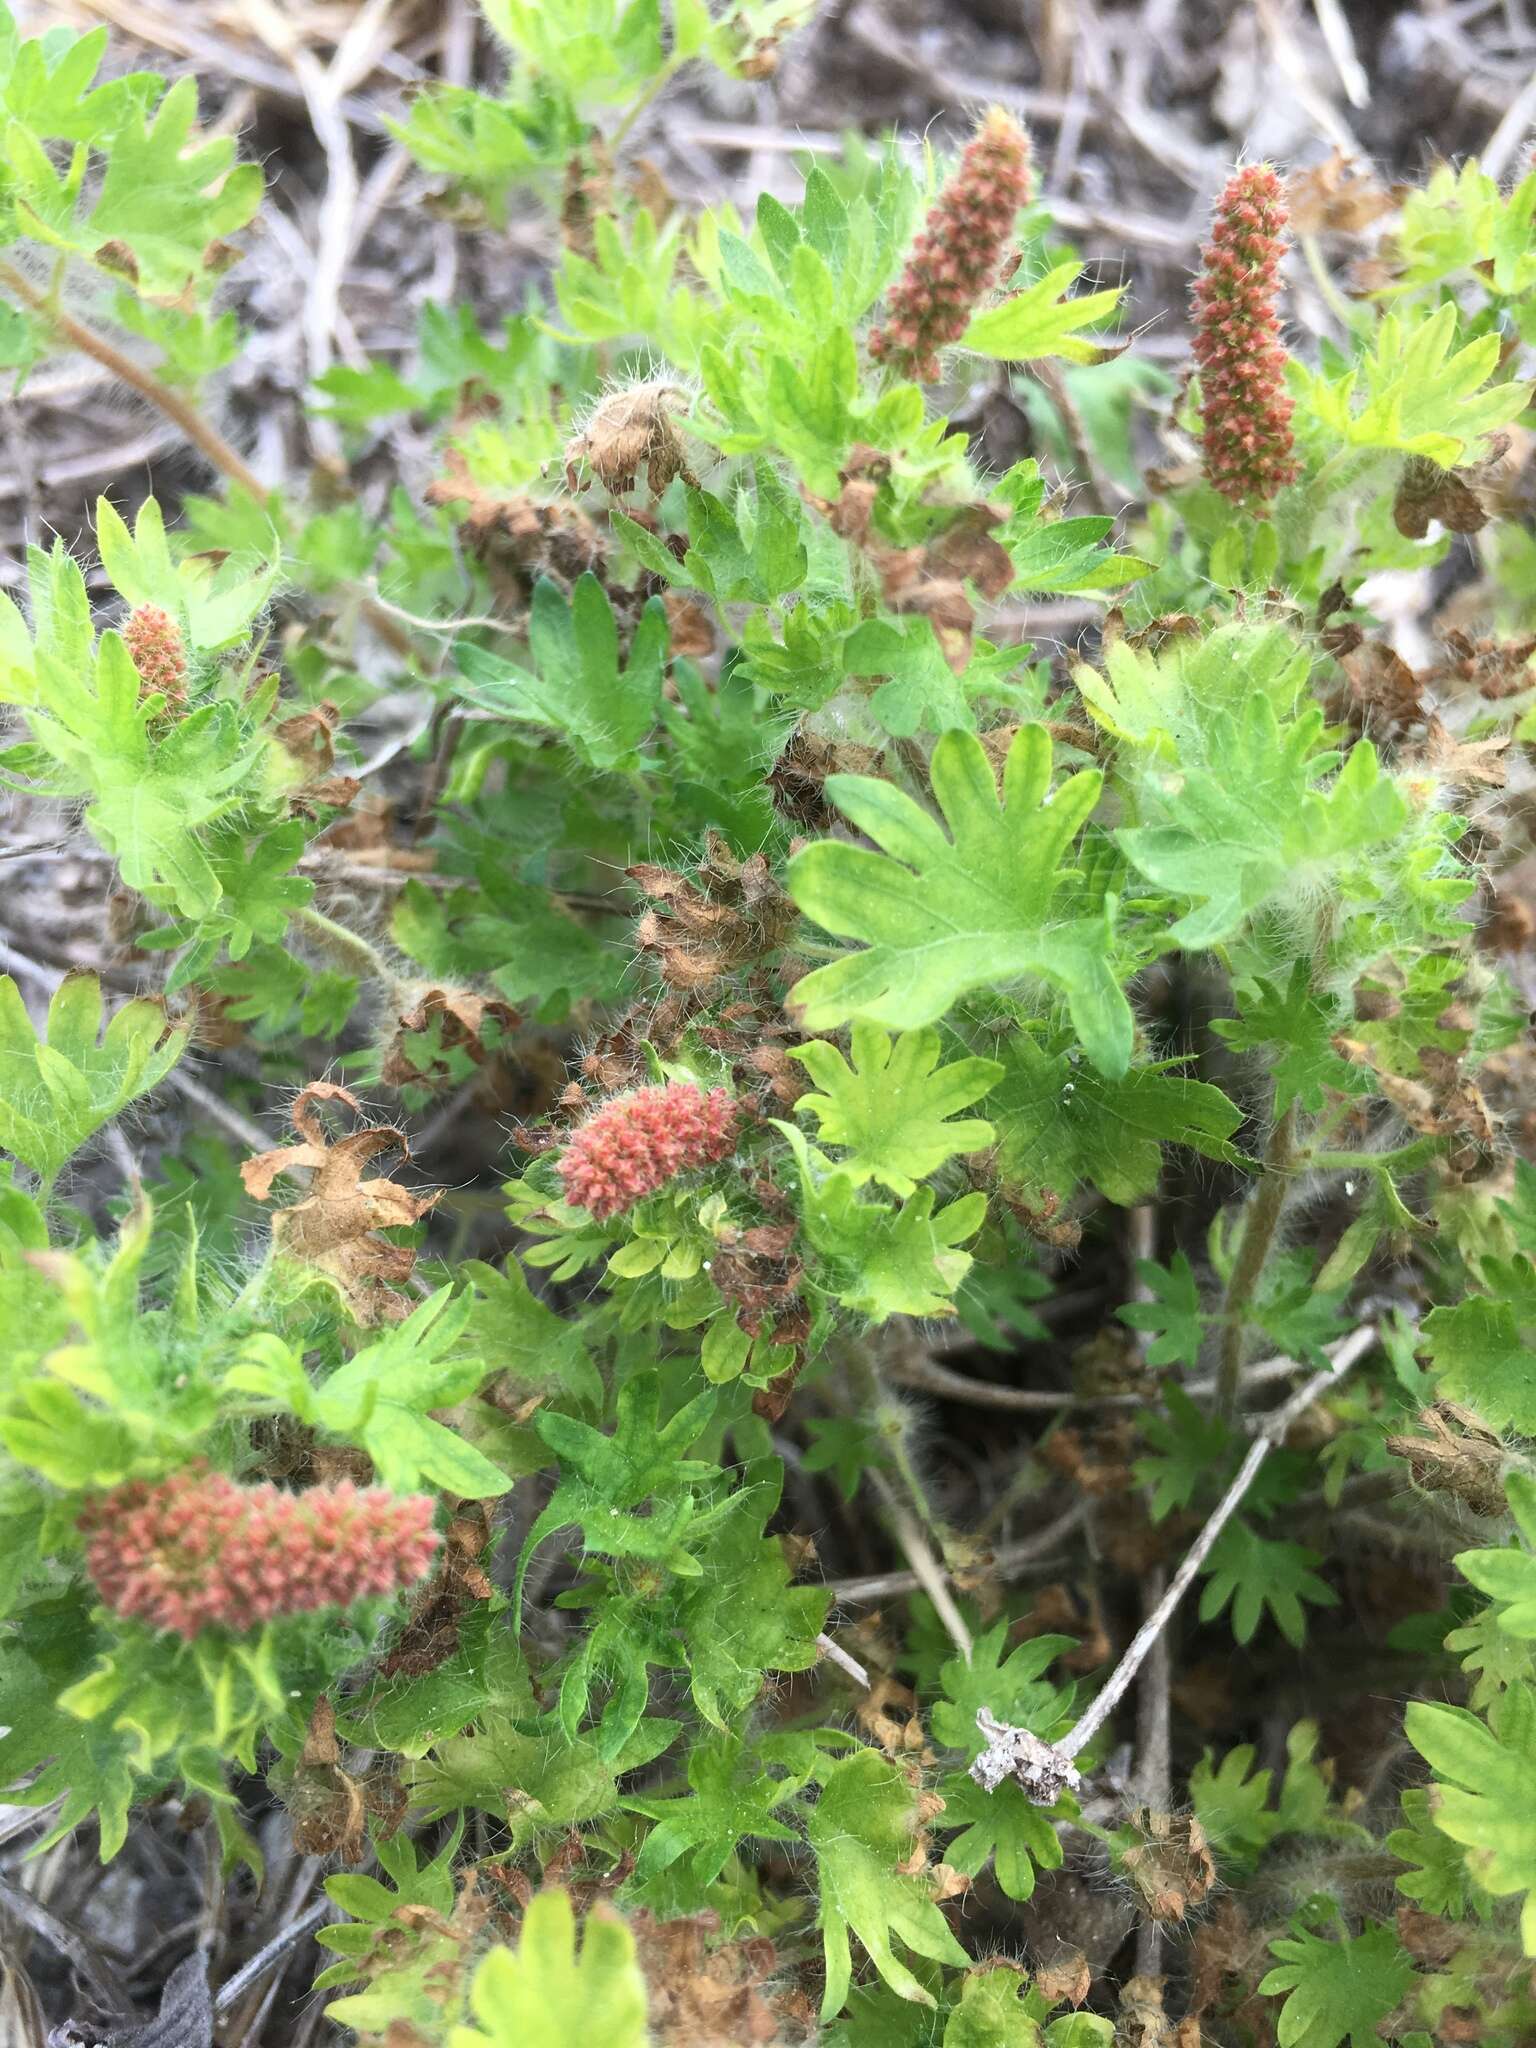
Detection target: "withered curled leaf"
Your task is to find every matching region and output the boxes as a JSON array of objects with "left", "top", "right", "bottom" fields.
[{"left": 241, "top": 1082, "right": 440, "bottom": 1324}]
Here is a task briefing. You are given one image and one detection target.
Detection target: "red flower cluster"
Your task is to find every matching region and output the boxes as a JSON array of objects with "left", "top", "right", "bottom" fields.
[
  {"left": 78, "top": 1469, "right": 439, "bottom": 1640},
  {"left": 122, "top": 605, "right": 188, "bottom": 710},
  {"left": 869, "top": 107, "right": 1033, "bottom": 384},
  {"left": 558, "top": 1081, "right": 738, "bottom": 1220},
  {"left": 1192, "top": 164, "right": 1299, "bottom": 511}
]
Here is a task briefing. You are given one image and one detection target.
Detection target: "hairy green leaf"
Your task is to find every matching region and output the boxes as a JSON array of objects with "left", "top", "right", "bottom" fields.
[
  {"left": 0, "top": 973, "right": 186, "bottom": 1186},
  {"left": 788, "top": 725, "right": 1132, "bottom": 1075},
  {"left": 790, "top": 1022, "right": 1001, "bottom": 1195}
]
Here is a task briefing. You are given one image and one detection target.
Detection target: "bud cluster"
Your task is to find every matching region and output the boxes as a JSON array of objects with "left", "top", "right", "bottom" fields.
[
  {"left": 558, "top": 1081, "right": 739, "bottom": 1220},
  {"left": 122, "top": 605, "right": 188, "bottom": 711},
  {"left": 79, "top": 1468, "right": 439, "bottom": 1639},
  {"left": 1191, "top": 164, "right": 1299, "bottom": 510},
  {"left": 869, "top": 107, "right": 1033, "bottom": 384}
]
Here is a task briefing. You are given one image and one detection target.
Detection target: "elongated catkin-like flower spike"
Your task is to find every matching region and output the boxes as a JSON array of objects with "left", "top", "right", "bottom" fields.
[
  {"left": 78, "top": 1469, "right": 439, "bottom": 1639},
  {"left": 558, "top": 1081, "right": 738, "bottom": 1220},
  {"left": 1191, "top": 164, "right": 1299, "bottom": 512},
  {"left": 869, "top": 107, "right": 1033, "bottom": 384}
]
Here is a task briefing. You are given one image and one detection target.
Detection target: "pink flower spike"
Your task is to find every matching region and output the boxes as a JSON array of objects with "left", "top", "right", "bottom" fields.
[
  {"left": 1191, "top": 164, "right": 1300, "bottom": 513},
  {"left": 78, "top": 1469, "right": 439, "bottom": 1640},
  {"left": 122, "top": 605, "right": 188, "bottom": 710},
  {"left": 869, "top": 107, "right": 1034, "bottom": 385},
  {"left": 558, "top": 1081, "right": 739, "bottom": 1220}
]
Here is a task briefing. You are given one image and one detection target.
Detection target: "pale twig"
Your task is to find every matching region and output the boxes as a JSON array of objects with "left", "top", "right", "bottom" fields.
[
  {"left": 166, "top": 1068, "right": 278, "bottom": 1156},
  {"left": 0, "top": 422, "right": 184, "bottom": 499},
  {"left": 213, "top": 1899, "right": 331, "bottom": 2016},
  {"left": 47, "top": 0, "right": 397, "bottom": 131},
  {"left": 1312, "top": 0, "right": 1371, "bottom": 106},
  {"left": 1030, "top": 357, "right": 1117, "bottom": 516},
  {"left": 1130, "top": 1565, "right": 1171, "bottom": 1977},
  {"left": 886, "top": 1337, "right": 1325, "bottom": 1413},
  {"left": 831, "top": 1498, "right": 1089, "bottom": 1606},
  {"left": 246, "top": 0, "right": 398, "bottom": 458},
  {"left": 0, "top": 1801, "right": 61, "bottom": 1849},
  {"left": 870, "top": 1471, "right": 973, "bottom": 1658},
  {"left": 1255, "top": 0, "right": 1366, "bottom": 157},
  {"left": 0, "top": 1871, "right": 129, "bottom": 2017},
  {"left": 350, "top": 695, "right": 439, "bottom": 779},
  {"left": 299, "top": 853, "right": 449, "bottom": 890},
  {"left": 815, "top": 1632, "right": 871, "bottom": 1690},
  {"left": 971, "top": 1327, "right": 1378, "bottom": 1804},
  {"left": 1067, "top": 1329, "right": 1377, "bottom": 1753},
  {"left": 1482, "top": 61, "right": 1536, "bottom": 180},
  {"left": 0, "top": 935, "right": 63, "bottom": 995},
  {"left": 352, "top": 585, "right": 515, "bottom": 637}
]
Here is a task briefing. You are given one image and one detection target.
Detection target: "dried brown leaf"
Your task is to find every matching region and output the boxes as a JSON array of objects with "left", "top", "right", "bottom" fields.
[
  {"left": 381, "top": 985, "right": 521, "bottom": 1093},
  {"left": 1394, "top": 454, "right": 1490, "bottom": 540},
  {"left": 1035, "top": 1944, "right": 1092, "bottom": 2009},
  {"left": 564, "top": 382, "right": 698, "bottom": 498},
  {"left": 241, "top": 1083, "right": 440, "bottom": 1324},
  {"left": 1122, "top": 1812, "right": 1216, "bottom": 1925},
  {"left": 1287, "top": 150, "right": 1399, "bottom": 235}
]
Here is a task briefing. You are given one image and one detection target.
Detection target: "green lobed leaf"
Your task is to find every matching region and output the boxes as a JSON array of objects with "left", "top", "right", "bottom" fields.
[
  {"left": 452, "top": 573, "right": 667, "bottom": 772},
  {"left": 1199, "top": 1521, "right": 1339, "bottom": 1648},
  {"left": 808, "top": 1747, "right": 970, "bottom": 2017},
  {"left": 1292, "top": 301, "right": 1533, "bottom": 467},
  {"left": 1117, "top": 699, "right": 1407, "bottom": 950},
  {"left": 790, "top": 1022, "right": 1001, "bottom": 1196},
  {"left": 1423, "top": 1265, "right": 1536, "bottom": 1435},
  {"left": 962, "top": 260, "right": 1124, "bottom": 366},
  {"left": 1405, "top": 1685, "right": 1536, "bottom": 1950},
  {"left": 448, "top": 1890, "right": 649, "bottom": 2048},
  {"left": 990, "top": 1034, "right": 1244, "bottom": 1207},
  {"left": 0, "top": 972, "right": 187, "bottom": 1185},
  {"left": 1258, "top": 1918, "right": 1415, "bottom": 2048},
  {"left": 788, "top": 724, "right": 1133, "bottom": 1076}
]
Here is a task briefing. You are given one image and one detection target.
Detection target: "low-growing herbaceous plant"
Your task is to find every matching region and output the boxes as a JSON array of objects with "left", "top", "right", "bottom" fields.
[{"left": 1, "top": 3, "right": 1535, "bottom": 2042}]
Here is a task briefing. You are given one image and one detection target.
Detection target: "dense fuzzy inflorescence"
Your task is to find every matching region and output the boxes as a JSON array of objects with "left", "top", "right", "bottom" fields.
[
  {"left": 1192, "top": 164, "right": 1299, "bottom": 510},
  {"left": 868, "top": 107, "right": 1033, "bottom": 384},
  {"left": 78, "top": 1469, "right": 439, "bottom": 1639},
  {"left": 558, "top": 1081, "right": 739, "bottom": 1220},
  {"left": 122, "top": 605, "right": 188, "bottom": 709}
]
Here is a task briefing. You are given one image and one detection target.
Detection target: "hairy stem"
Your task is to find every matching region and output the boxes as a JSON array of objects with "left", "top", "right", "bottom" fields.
[
  {"left": 607, "top": 57, "right": 685, "bottom": 150},
  {"left": 1032, "top": 357, "right": 1115, "bottom": 515},
  {"left": 295, "top": 904, "right": 395, "bottom": 985},
  {"left": 1216, "top": 1099, "right": 1296, "bottom": 1423},
  {"left": 0, "top": 258, "right": 266, "bottom": 500}
]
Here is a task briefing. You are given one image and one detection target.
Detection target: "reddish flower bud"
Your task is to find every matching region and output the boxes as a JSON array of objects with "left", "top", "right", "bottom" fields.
[
  {"left": 869, "top": 107, "right": 1033, "bottom": 384},
  {"left": 78, "top": 1469, "right": 439, "bottom": 1639},
  {"left": 558, "top": 1081, "right": 739, "bottom": 1220},
  {"left": 1191, "top": 164, "right": 1299, "bottom": 512},
  {"left": 122, "top": 606, "right": 188, "bottom": 711}
]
